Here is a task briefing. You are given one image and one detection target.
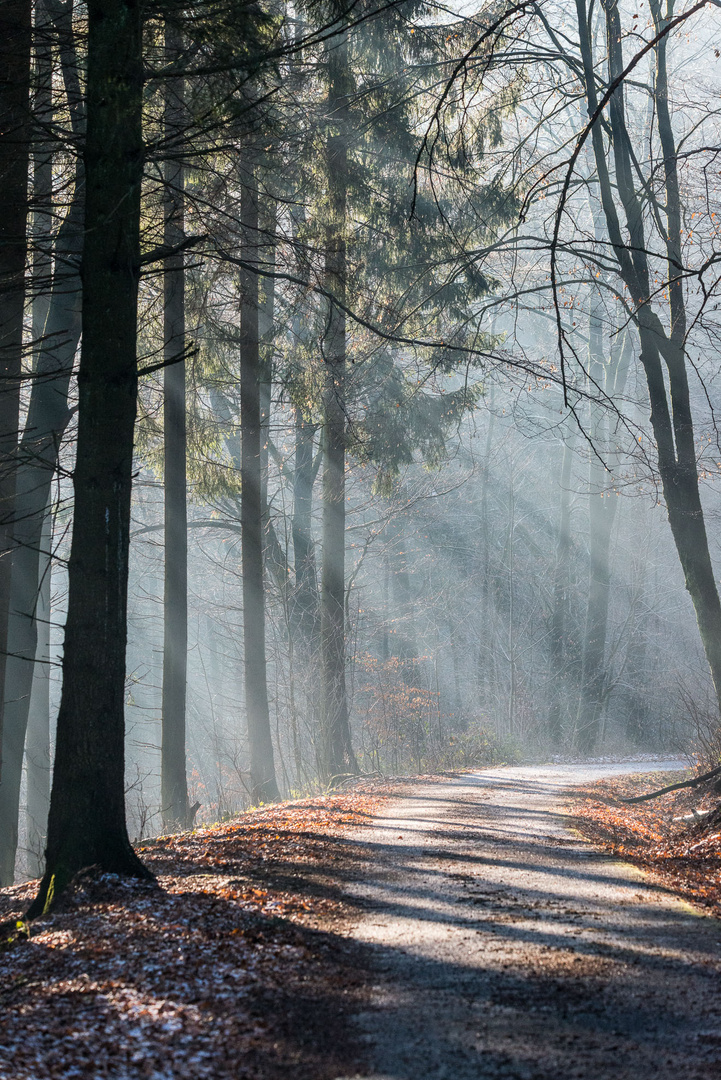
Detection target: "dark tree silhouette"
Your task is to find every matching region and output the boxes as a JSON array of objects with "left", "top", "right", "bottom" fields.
[
  {"left": 240, "top": 162, "right": 280, "bottom": 803},
  {"left": 161, "top": 20, "right": 191, "bottom": 830},
  {"left": 0, "top": 0, "right": 84, "bottom": 886},
  {"left": 319, "top": 29, "right": 358, "bottom": 780},
  {"left": 0, "top": 0, "right": 31, "bottom": 785},
  {"left": 28, "top": 0, "right": 150, "bottom": 916}
]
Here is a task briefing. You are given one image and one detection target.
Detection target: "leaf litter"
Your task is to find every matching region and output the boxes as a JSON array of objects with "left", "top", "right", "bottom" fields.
[
  {"left": 6, "top": 769, "right": 715, "bottom": 1079},
  {"left": 0, "top": 782, "right": 394, "bottom": 1080},
  {"left": 571, "top": 769, "right": 721, "bottom": 916}
]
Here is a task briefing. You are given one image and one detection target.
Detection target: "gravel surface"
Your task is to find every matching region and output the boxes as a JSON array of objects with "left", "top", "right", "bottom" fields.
[{"left": 337, "top": 762, "right": 721, "bottom": 1080}]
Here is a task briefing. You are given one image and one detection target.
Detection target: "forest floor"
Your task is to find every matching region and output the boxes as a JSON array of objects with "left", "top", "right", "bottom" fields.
[
  {"left": 1, "top": 762, "right": 721, "bottom": 1079},
  {"left": 0, "top": 782, "right": 398, "bottom": 1079},
  {"left": 572, "top": 768, "right": 721, "bottom": 917}
]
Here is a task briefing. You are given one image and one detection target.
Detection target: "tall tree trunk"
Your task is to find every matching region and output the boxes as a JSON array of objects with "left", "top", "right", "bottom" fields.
[
  {"left": 290, "top": 408, "right": 320, "bottom": 779},
  {"left": 387, "top": 515, "right": 418, "bottom": 682},
  {"left": 577, "top": 296, "right": 615, "bottom": 753},
  {"left": 645, "top": 0, "right": 721, "bottom": 720},
  {"left": 291, "top": 408, "right": 320, "bottom": 650},
  {"left": 381, "top": 554, "right": 390, "bottom": 662},
  {"left": 0, "top": 2, "right": 84, "bottom": 885},
  {"left": 25, "top": 509, "right": 51, "bottom": 878},
  {"left": 0, "top": 0, "right": 31, "bottom": 783},
  {"left": 576, "top": 322, "right": 632, "bottom": 752},
  {"left": 577, "top": 484, "right": 614, "bottom": 752},
  {"left": 287, "top": 204, "right": 320, "bottom": 665},
  {"left": 240, "top": 165, "right": 280, "bottom": 804},
  {"left": 576, "top": 202, "right": 633, "bottom": 753},
  {"left": 31, "top": 0, "right": 52, "bottom": 358},
  {"left": 28, "top": 0, "right": 149, "bottom": 917},
  {"left": 23, "top": 0, "right": 54, "bottom": 880},
  {"left": 476, "top": 388, "right": 495, "bottom": 699},
  {"left": 624, "top": 551, "right": 650, "bottom": 744},
  {"left": 160, "top": 22, "right": 189, "bottom": 831},
  {"left": 320, "top": 31, "right": 357, "bottom": 781},
  {"left": 577, "top": 0, "right": 721, "bottom": 726},
  {"left": 547, "top": 434, "right": 573, "bottom": 746},
  {"left": 0, "top": 191, "right": 83, "bottom": 885},
  {"left": 258, "top": 197, "right": 275, "bottom": 521},
  {"left": 506, "top": 471, "right": 517, "bottom": 736}
]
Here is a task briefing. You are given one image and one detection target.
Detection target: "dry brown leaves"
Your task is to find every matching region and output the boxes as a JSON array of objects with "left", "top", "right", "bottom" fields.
[
  {"left": 571, "top": 770, "right": 721, "bottom": 916},
  {"left": 0, "top": 782, "right": 393, "bottom": 1080}
]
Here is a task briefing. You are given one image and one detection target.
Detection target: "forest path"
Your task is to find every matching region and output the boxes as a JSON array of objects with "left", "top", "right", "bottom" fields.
[{"left": 336, "top": 763, "right": 721, "bottom": 1080}]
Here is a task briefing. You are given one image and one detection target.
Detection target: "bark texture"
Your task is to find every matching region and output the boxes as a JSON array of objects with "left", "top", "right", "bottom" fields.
[
  {"left": 25, "top": 510, "right": 51, "bottom": 878},
  {"left": 161, "top": 22, "right": 190, "bottom": 831},
  {"left": 576, "top": 318, "right": 631, "bottom": 752},
  {"left": 292, "top": 409, "right": 320, "bottom": 651},
  {"left": 28, "top": 0, "right": 149, "bottom": 917},
  {"left": 547, "top": 438, "right": 573, "bottom": 746},
  {"left": 0, "top": 193, "right": 83, "bottom": 885},
  {"left": 240, "top": 166, "right": 280, "bottom": 804},
  {"left": 0, "top": 0, "right": 85, "bottom": 884},
  {"left": 575, "top": 0, "right": 721, "bottom": 724},
  {"left": 0, "top": 0, "right": 32, "bottom": 784},
  {"left": 21, "top": 0, "right": 53, "bottom": 881},
  {"left": 320, "top": 32, "right": 357, "bottom": 781}
]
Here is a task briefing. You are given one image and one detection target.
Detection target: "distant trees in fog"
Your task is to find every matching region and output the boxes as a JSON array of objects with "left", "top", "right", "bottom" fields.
[{"left": 0, "top": 0, "right": 720, "bottom": 908}]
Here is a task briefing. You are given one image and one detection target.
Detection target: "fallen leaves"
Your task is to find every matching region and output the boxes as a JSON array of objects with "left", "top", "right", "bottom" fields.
[
  {"left": 571, "top": 770, "right": 721, "bottom": 916},
  {"left": 0, "top": 782, "right": 392, "bottom": 1080}
]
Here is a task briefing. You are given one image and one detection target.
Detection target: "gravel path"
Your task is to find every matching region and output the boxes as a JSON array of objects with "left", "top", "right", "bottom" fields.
[{"left": 338, "top": 762, "right": 721, "bottom": 1080}]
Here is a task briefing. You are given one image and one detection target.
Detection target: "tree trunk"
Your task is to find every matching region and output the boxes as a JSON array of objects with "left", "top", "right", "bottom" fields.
[
  {"left": 287, "top": 206, "right": 320, "bottom": 663},
  {"left": 291, "top": 408, "right": 320, "bottom": 650},
  {"left": 387, "top": 515, "right": 418, "bottom": 682},
  {"left": 576, "top": 480, "right": 615, "bottom": 753},
  {"left": 160, "top": 21, "right": 189, "bottom": 831},
  {"left": 22, "top": 0, "right": 54, "bottom": 881},
  {"left": 624, "top": 553, "right": 650, "bottom": 744},
  {"left": 381, "top": 554, "right": 390, "bottom": 662},
  {"left": 31, "top": 0, "right": 52, "bottom": 360},
  {"left": 0, "top": 190, "right": 83, "bottom": 886},
  {"left": 0, "top": 4, "right": 84, "bottom": 885},
  {"left": 25, "top": 508, "right": 51, "bottom": 878},
  {"left": 476, "top": 388, "right": 495, "bottom": 699},
  {"left": 547, "top": 435, "right": 573, "bottom": 745},
  {"left": 0, "top": 0, "right": 31, "bottom": 783},
  {"left": 28, "top": 0, "right": 149, "bottom": 917},
  {"left": 258, "top": 197, "right": 275, "bottom": 521},
  {"left": 320, "top": 31, "right": 357, "bottom": 781},
  {"left": 240, "top": 165, "right": 280, "bottom": 805},
  {"left": 645, "top": 1, "right": 721, "bottom": 719},
  {"left": 577, "top": 0, "right": 721, "bottom": 725},
  {"left": 290, "top": 408, "right": 320, "bottom": 780},
  {"left": 577, "top": 297, "right": 615, "bottom": 753}
]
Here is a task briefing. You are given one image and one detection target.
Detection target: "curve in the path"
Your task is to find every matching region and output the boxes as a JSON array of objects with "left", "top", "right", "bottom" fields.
[{"left": 339, "top": 762, "right": 721, "bottom": 1080}]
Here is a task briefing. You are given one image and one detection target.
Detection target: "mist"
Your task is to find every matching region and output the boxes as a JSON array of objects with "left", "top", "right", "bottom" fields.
[{"left": 1, "top": 0, "right": 720, "bottom": 884}]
